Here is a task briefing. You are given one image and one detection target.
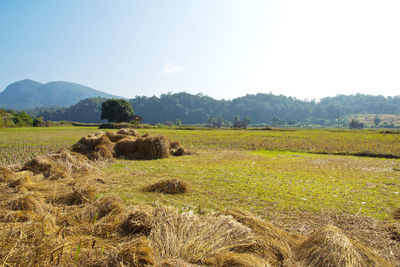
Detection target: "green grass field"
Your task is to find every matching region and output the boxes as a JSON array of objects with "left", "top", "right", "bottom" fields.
[{"left": 1, "top": 126, "right": 399, "bottom": 221}]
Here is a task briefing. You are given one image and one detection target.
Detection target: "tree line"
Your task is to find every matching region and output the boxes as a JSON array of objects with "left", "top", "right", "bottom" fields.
[{"left": 27, "top": 93, "right": 400, "bottom": 126}]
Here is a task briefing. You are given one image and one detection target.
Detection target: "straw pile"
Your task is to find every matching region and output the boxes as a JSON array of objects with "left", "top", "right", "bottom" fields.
[
  {"left": 294, "top": 225, "right": 392, "bottom": 267},
  {"left": 143, "top": 179, "right": 190, "bottom": 194},
  {"left": 72, "top": 129, "right": 190, "bottom": 160}
]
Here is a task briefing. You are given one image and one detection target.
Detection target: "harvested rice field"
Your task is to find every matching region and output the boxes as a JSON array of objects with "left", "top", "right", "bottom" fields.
[{"left": 0, "top": 126, "right": 400, "bottom": 266}]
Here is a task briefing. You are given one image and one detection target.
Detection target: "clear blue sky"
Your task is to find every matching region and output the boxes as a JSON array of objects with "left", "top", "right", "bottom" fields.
[{"left": 1, "top": 0, "right": 400, "bottom": 100}]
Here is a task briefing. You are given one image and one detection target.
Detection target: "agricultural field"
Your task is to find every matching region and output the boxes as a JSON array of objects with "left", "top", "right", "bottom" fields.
[{"left": 0, "top": 126, "right": 400, "bottom": 265}]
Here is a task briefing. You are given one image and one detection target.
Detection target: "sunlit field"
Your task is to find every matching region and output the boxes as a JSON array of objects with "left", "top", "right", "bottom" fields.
[{"left": 1, "top": 126, "right": 400, "bottom": 265}]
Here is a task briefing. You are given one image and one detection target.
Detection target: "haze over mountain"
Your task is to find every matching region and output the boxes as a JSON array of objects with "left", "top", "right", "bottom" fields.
[{"left": 0, "top": 79, "right": 121, "bottom": 110}]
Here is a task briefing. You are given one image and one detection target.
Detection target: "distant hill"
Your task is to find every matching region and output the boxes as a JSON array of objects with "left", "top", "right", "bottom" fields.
[
  {"left": 0, "top": 79, "right": 121, "bottom": 109},
  {"left": 30, "top": 92, "right": 400, "bottom": 127}
]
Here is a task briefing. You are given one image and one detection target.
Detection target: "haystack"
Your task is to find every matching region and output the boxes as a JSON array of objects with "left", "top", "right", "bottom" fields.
[
  {"left": 149, "top": 207, "right": 254, "bottom": 264},
  {"left": 294, "top": 225, "right": 391, "bottom": 267},
  {"left": 202, "top": 252, "right": 270, "bottom": 267},
  {"left": 21, "top": 155, "right": 68, "bottom": 179},
  {"left": 143, "top": 179, "right": 189, "bottom": 194},
  {"left": 71, "top": 132, "right": 114, "bottom": 161}
]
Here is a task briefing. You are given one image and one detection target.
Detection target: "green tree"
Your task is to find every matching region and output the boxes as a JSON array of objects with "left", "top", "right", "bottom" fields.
[
  {"left": 33, "top": 116, "right": 44, "bottom": 127},
  {"left": 175, "top": 118, "right": 182, "bottom": 126},
  {"left": 101, "top": 99, "right": 134, "bottom": 123},
  {"left": 244, "top": 116, "right": 252, "bottom": 125},
  {"left": 373, "top": 115, "right": 381, "bottom": 126}
]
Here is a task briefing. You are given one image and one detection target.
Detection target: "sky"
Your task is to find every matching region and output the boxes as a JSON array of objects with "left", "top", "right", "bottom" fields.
[{"left": 1, "top": 0, "right": 400, "bottom": 100}]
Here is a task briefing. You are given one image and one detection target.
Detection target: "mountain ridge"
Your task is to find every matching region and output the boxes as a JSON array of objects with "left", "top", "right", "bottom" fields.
[{"left": 0, "top": 79, "right": 121, "bottom": 109}]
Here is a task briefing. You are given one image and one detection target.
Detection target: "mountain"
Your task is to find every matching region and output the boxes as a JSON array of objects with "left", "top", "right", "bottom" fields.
[{"left": 0, "top": 79, "right": 121, "bottom": 109}]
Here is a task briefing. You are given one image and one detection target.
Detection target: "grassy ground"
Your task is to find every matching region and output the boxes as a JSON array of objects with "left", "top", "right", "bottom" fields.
[
  {"left": 1, "top": 126, "right": 399, "bottom": 221},
  {"left": 105, "top": 149, "right": 400, "bottom": 221}
]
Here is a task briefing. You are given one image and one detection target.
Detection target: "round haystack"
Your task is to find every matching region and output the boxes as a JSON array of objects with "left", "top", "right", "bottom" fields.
[
  {"left": 294, "top": 225, "right": 391, "bottom": 267},
  {"left": 116, "top": 237, "right": 155, "bottom": 266},
  {"left": 143, "top": 179, "right": 189, "bottom": 194},
  {"left": 21, "top": 155, "right": 68, "bottom": 179},
  {"left": 393, "top": 208, "right": 400, "bottom": 220},
  {"left": 114, "top": 135, "right": 171, "bottom": 160},
  {"left": 202, "top": 252, "right": 271, "bottom": 267},
  {"left": 120, "top": 209, "right": 153, "bottom": 236},
  {"left": 117, "top": 128, "right": 139, "bottom": 137},
  {"left": 135, "top": 135, "right": 170, "bottom": 159}
]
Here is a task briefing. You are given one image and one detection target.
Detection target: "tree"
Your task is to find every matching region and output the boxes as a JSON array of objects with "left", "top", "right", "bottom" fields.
[
  {"left": 244, "top": 116, "right": 252, "bottom": 125},
  {"left": 349, "top": 119, "right": 364, "bottom": 129},
  {"left": 175, "top": 118, "right": 182, "bottom": 126},
  {"left": 101, "top": 99, "right": 134, "bottom": 123},
  {"left": 373, "top": 115, "right": 381, "bottom": 126}
]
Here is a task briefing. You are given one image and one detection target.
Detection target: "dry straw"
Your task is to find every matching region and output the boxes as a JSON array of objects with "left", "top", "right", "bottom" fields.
[
  {"left": 142, "top": 179, "right": 190, "bottom": 194},
  {"left": 294, "top": 225, "right": 392, "bottom": 267}
]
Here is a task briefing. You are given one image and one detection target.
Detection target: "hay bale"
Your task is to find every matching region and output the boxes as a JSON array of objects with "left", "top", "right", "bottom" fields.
[
  {"left": 393, "top": 208, "right": 400, "bottom": 220},
  {"left": 139, "top": 135, "right": 170, "bottom": 159},
  {"left": 202, "top": 252, "right": 270, "bottom": 267},
  {"left": 143, "top": 179, "right": 189, "bottom": 194},
  {"left": 294, "top": 225, "right": 391, "bottom": 267},
  {"left": 116, "top": 237, "right": 155, "bottom": 266},
  {"left": 95, "top": 195, "right": 125, "bottom": 219},
  {"left": 54, "top": 186, "right": 96, "bottom": 205},
  {"left": 6, "top": 193, "right": 44, "bottom": 211},
  {"left": 21, "top": 155, "right": 68, "bottom": 179},
  {"left": 120, "top": 209, "right": 153, "bottom": 236},
  {"left": 117, "top": 128, "right": 139, "bottom": 137}
]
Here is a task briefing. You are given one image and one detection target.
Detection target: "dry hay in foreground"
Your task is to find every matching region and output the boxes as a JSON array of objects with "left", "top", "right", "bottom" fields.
[
  {"left": 294, "top": 225, "right": 392, "bottom": 267},
  {"left": 142, "top": 179, "right": 190, "bottom": 194}
]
